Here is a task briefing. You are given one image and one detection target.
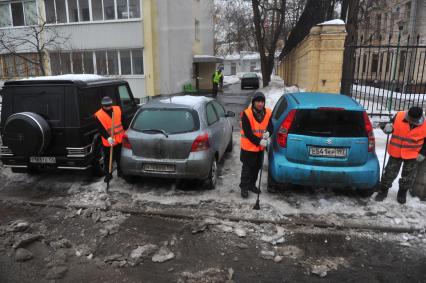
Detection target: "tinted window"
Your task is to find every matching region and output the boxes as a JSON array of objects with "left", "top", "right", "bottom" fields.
[
  {"left": 272, "top": 96, "right": 287, "bottom": 119},
  {"left": 118, "top": 85, "right": 133, "bottom": 111},
  {"left": 290, "top": 110, "right": 366, "bottom": 138},
  {"left": 206, "top": 103, "right": 219, "bottom": 125},
  {"left": 212, "top": 101, "right": 226, "bottom": 118},
  {"left": 132, "top": 109, "right": 198, "bottom": 134}
]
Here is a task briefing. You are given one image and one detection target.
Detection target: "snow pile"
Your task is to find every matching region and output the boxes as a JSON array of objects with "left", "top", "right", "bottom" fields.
[
  {"left": 223, "top": 75, "right": 240, "bottom": 86},
  {"left": 259, "top": 76, "right": 305, "bottom": 110},
  {"left": 318, "top": 19, "right": 345, "bottom": 25}
]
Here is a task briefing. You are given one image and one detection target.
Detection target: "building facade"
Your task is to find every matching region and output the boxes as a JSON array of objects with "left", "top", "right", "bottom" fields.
[{"left": 0, "top": 0, "right": 215, "bottom": 97}]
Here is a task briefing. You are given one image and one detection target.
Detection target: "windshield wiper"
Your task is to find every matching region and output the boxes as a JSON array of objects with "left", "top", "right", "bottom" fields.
[{"left": 140, "top": 128, "right": 169, "bottom": 138}]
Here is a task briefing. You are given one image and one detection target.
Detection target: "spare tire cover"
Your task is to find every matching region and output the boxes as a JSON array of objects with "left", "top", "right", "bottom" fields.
[{"left": 3, "top": 112, "right": 51, "bottom": 156}]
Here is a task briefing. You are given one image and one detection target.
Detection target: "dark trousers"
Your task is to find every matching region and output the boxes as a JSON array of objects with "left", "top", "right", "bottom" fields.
[
  {"left": 103, "top": 144, "right": 122, "bottom": 177},
  {"left": 239, "top": 150, "right": 264, "bottom": 192},
  {"left": 381, "top": 156, "right": 418, "bottom": 192},
  {"left": 212, "top": 83, "right": 219, "bottom": 97}
]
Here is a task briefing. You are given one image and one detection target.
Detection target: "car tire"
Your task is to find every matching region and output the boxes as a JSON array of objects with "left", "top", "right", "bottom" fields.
[
  {"left": 91, "top": 143, "right": 104, "bottom": 178},
  {"left": 241, "top": 85, "right": 244, "bottom": 90},
  {"left": 356, "top": 188, "right": 375, "bottom": 198},
  {"left": 203, "top": 157, "right": 218, "bottom": 190},
  {"left": 225, "top": 134, "right": 233, "bottom": 153},
  {"left": 3, "top": 112, "right": 51, "bottom": 156},
  {"left": 267, "top": 170, "right": 279, "bottom": 193}
]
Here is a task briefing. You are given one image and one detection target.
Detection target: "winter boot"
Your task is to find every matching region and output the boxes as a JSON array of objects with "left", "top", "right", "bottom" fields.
[
  {"left": 375, "top": 186, "right": 389, "bottom": 202},
  {"left": 397, "top": 189, "right": 408, "bottom": 204},
  {"left": 249, "top": 186, "right": 261, "bottom": 194},
  {"left": 241, "top": 188, "right": 248, "bottom": 199}
]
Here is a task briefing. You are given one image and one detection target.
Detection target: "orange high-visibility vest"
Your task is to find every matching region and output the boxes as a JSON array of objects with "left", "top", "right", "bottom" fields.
[
  {"left": 94, "top": 106, "right": 124, "bottom": 147},
  {"left": 388, "top": 111, "right": 426, "bottom": 159},
  {"left": 240, "top": 107, "right": 272, "bottom": 152}
]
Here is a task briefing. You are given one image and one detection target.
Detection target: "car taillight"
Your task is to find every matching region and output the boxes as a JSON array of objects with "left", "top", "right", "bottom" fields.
[
  {"left": 363, "top": 111, "right": 375, "bottom": 152},
  {"left": 122, "top": 133, "right": 132, "bottom": 150},
  {"left": 191, "top": 133, "right": 210, "bottom": 152},
  {"left": 277, "top": 110, "right": 297, "bottom": 147}
]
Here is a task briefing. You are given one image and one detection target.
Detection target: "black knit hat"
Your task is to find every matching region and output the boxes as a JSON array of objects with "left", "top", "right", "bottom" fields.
[
  {"left": 101, "top": 96, "right": 113, "bottom": 106},
  {"left": 406, "top": 106, "right": 424, "bottom": 125},
  {"left": 252, "top": 92, "right": 265, "bottom": 103}
]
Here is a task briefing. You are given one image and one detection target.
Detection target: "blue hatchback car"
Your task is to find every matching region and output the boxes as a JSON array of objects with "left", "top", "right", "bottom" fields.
[{"left": 267, "top": 92, "right": 379, "bottom": 196}]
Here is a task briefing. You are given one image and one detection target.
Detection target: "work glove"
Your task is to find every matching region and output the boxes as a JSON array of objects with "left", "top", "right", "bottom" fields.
[
  {"left": 383, "top": 123, "right": 393, "bottom": 134},
  {"left": 107, "top": 137, "right": 115, "bottom": 145},
  {"left": 259, "top": 139, "right": 268, "bottom": 147},
  {"left": 417, "top": 154, "right": 425, "bottom": 163},
  {"left": 262, "top": 131, "right": 270, "bottom": 139}
]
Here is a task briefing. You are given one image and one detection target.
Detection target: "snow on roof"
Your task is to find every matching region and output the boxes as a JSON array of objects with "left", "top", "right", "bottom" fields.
[
  {"left": 20, "top": 74, "right": 105, "bottom": 82},
  {"left": 318, "top": 19, "right": 345, "bottom": 25},
  {"left": 159, "top": 95, "right": 210, "bottom": 106}
]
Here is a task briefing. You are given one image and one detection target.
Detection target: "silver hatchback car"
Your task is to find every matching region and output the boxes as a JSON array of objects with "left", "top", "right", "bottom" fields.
[{"left": 120, "top": 96, "right": 235, "bottom": 189}]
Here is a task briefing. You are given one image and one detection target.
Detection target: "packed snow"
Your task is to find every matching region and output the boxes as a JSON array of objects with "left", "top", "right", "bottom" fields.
[{"left": 318, "top": 19, "right": 345, "bottom": 25}]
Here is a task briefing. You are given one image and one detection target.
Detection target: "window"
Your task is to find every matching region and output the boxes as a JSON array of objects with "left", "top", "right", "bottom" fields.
[
  {"left": 272, "top": 96, "right": 288, "bottom": 120},
  {"left": 50, "top": 52, "right": 61, "bottom": 75},
  {"left": 72, "top": 52, "right": 83, "bottom": 73},
  {"left": 92, "top": 0, "right": 103, "bottom": 20},
  {"left": 45, "top": 0, "right": 56, "bottom": 23},
  {"left": 60, "top": 53, "right": 71, "bottom": 74},
  {"left": 129, "top": 0, "right": 140, "bottom": 18},
  {"left": 120, "top": 50, "right": 131, "bottom": 75},
  {"left": 0, "top": 4, "right": 11, "bottom": 27},
  {"left": 231, "top": 63, "right": 236, "bottom": 75},
  {"left": 212, "top": 101, "right": 226, "bottom": 118},
  {"left": 362, "top": 55, "right": 367, "bottom": 73},
  {"left": 56, "top": 0, "right": 67, "bottom": 23},
  {"left": 83, "top": 51, "right": 94, "bottom": 73},
  {"left": 95, "top": 51, "right": 107, "bottom": 75},
  {"left": 24, "top": 1, "right": 37, "bottom": 25},
  {"left": 107, "top": 51, "right": 119, "bottom": 75},
  {"left": 79, "top": 0, "right": 90, "bottom": 21},
  {"left": 206, "top": 103, "right": 219, "bottom": 125},
  {"left": 132, "top": 49, "right": 143, "bottom": 74},
  {"left": 104, "top": 0, "right": 115, "bottom": 20},
  {"left": 118, "top": 85, "right": 133, "bottom": 110},
  {"left": 132, "top": 109, "right": 197, "bottom": 134},
  {"left": 11, "top": 2, "right": 25, "bottom": 26},
  {"left": 371, "top": 54, "right": 379, "bottom": 73},
  {"left": 195, "top": 19, "right": 200, "bottom": 41},
  {"left": 68, "top": 0, "right": 79, "bottom": 22},
  {"left": 117, "top": 0, "right": 128, "bottom": 19}
]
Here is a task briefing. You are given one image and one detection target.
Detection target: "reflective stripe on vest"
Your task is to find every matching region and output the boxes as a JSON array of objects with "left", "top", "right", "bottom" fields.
[
  {"left": 240, "top": 107, "right": 272, "bottom": 152},
  {"left": 213, "top": 71, "right": 223, "bottom": 84},
  {"left": 388, "top": 111, "right": 426, "bottom": 159},
  {"left": 95, "top": 106, "right": 124, "bottom": 147}
]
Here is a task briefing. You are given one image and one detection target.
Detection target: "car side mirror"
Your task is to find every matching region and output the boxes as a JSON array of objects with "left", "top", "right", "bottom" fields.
[
  {"left": 226, "top": 111, "right": 236, "bottom": 117},
  {"left": 133, "top": 98, "right": 141, "bottom": 105}
]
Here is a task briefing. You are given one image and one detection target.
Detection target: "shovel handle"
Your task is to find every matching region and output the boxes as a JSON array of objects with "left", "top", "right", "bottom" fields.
[{"left": 108, "top": 111, "right": 115, "bottom": 174}]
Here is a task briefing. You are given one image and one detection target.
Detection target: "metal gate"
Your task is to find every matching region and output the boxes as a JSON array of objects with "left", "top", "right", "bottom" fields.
[{"left": 343, "top": 33, "right": 426, "bottom": 119}]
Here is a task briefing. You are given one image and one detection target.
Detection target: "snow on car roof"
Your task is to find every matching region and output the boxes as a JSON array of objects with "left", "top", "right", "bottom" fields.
[
  {"left": 159, "top": 95, "right": 211, "bottom": 106},
  {"left": 19, "top": 74, "right": 105, "bottom": 82}
]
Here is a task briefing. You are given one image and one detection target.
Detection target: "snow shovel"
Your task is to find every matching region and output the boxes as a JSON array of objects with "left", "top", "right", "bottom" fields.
[
  {"left": 106, "top": 112, "right": 115, "bottom": 193},
  {"left": 253, "top": 152, "right": 265, "bottom": 211}
]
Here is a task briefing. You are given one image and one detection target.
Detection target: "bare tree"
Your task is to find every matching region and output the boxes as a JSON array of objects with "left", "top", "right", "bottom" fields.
[
  {"left": 251, "top": 0, "right": 286, "bottom": 87},
  {"left": 0, "top": 19, "right": 69, "bottom": 76}
]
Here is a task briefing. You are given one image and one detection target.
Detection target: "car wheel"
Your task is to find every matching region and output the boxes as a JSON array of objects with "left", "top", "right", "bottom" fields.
[
  {"left": 267, "top": 170, "right": 279, "bottom": 193},
  {"left": 226, "top": 134, "right": 233, "bottom": 153},
  {"left": 241, "top": 84, "right": 244, "bottom": 90},
  {"left": 203, "top": 157, "right": 218, "bottom": 190},
  {"left": 356, "top": 188, "right": 375, "bottom": 198},
  {"left": 91, "top": 143, "right": 104, "bottom": 178}
]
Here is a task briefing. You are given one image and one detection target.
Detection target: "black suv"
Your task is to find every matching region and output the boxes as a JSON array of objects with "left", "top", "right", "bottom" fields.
[{"left": 0, "top": 76, "right": 139, "bottom": 175}]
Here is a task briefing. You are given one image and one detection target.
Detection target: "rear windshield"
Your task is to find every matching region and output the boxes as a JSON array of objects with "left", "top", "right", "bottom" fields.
[
  {"left": 132, "top": 109, "right": 199, "bottom": 134},
  {"left": 289, "top": 109, "right": 366, "bottom": 137},
  {"left": 243, "top": 73, "right": 257, "bottom": 78}
]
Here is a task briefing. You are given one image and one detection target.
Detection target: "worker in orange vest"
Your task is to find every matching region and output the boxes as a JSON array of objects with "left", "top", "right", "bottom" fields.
[
  {"left": 376, "top": 106, "right": 426, "bottom": 204},
  {"left": 239, "top": 92, "right": 273, "bottom": 198},
  {"left": 94, "top": 96, "right": 125, "bottom": 182}
]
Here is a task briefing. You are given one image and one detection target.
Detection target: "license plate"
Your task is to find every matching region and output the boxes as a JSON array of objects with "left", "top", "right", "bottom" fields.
[
  {"left": 29, "top": 157, "right": 56, "bottom": 164},
  {"left": 143, "top": 163, "right": 175, "bottom": 172},
  {"left": 309, "top": 147, "right": 347, "bottom": 158}
]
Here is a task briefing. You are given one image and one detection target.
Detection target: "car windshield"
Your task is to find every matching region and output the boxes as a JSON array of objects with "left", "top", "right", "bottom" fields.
[
  {"left": 132, "top": 109, "right": 198, "bottom": 135},
  {"left": 290, "top": 109, "right": 367, "bottom": 138}
]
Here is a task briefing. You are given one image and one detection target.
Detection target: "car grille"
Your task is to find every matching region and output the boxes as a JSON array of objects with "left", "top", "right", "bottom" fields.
[{"left": 66, "top": 144, "right": 93, "bottom": 158}]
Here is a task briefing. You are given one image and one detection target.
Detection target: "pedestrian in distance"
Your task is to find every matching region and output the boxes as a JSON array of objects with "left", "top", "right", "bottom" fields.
[
  {"left": 239, "top": 92, "right": 273, "bottom": 198},
  {"left": 94, "top": 96, "right": 126, "bottom": 183},
  {"left": 212, "top": 66, "right": 224, "bottom": 97},
  {"left": 376, "top": 106, "right": 426, "bottom": 204}
]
